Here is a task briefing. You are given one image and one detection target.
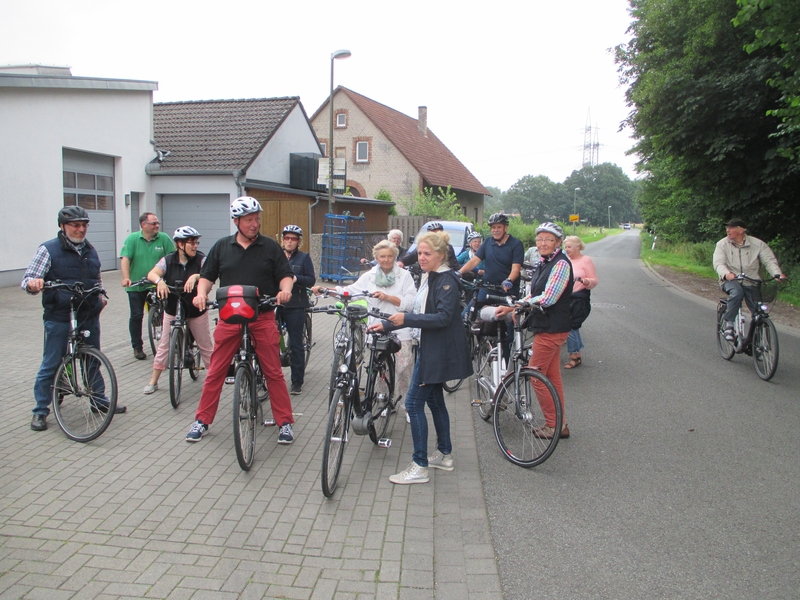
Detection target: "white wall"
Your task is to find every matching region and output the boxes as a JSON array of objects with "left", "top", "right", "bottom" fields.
[
  {"left": 247, "top": 105, "right": 322, "bottom": 183},
  {"left": 0, "top": 86, "right": 155, "bottom": 285}
]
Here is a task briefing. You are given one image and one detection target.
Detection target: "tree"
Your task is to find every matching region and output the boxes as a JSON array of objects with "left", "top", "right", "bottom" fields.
[
  {"left": 398, "top": 186, "right": 469, "bottom": 221},
  {"left": 505, "top": 175, "right": 559, "bottom": 223},
  {"left": 484, "top": 186, "right": 505, "bottom": 215},
  {"left": 615, "top": 0, "right": 800, "bottom": 247}
]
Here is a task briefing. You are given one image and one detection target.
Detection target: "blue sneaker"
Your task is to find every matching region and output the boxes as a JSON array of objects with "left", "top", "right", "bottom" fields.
[
  {"left": 186, "top": 420, "right": 208, "bottom": 442},
  {"left": 278, "top": 423, "right": 294, "bottom": 444}
]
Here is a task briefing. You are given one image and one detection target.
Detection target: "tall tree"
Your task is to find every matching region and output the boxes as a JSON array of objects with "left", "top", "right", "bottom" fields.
[
  {"left": 616, "top": 0, "right": 800, "bottom": 247},
  {"left": 505, "top": 175, "right": 559, "bottom": 223}
]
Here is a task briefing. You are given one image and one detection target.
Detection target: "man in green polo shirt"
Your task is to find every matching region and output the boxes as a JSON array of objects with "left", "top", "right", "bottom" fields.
[{"left": 120, "top": 213, "right": 174, "bottom": 359}]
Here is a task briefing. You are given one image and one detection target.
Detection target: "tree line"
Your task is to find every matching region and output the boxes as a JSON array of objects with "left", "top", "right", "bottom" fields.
[{"left": 615, "top": 0, "right": 800, "bottom": 261}]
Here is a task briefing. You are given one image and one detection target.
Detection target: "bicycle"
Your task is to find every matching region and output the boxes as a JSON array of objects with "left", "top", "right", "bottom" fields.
[
  {"left": 207, "top": 290, "right": 276, "bottom": 471},
  {"left": 716, "top": 274, "right": 783, "bottom": 381},
  {"left": 317, "top": 290, "right": 368, "bottom": 403},
  {"left": 47, "top": 281, "right": 118, "bottom": 442},
  {"left": 276, "top": 289, "right": 316, "bottom": 368},
  {"left": 473, "top": 295, "right": 562, "bottom": 468},
  {"left": 162, "top": 280, "right": 203, "bottom": 408},
  {"left": 144, "top": 284, "right": 166, "bottom": 356},
  {"left": 311, "top": 290, "right": 400, "bottom": 497}
]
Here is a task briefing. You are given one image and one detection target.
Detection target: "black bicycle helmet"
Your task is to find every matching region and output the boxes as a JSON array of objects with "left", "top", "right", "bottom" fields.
[
  {"left": 487, "top": 212, "right": 510, "bottom": 226},
  {"left": 58, "top": 206, "right": 90, "bottom": 225}
]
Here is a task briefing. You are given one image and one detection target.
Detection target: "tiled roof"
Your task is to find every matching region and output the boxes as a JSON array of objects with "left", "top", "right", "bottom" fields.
[
  {"left": 315, "top": 87, "right": 489, "bottom": 196},
  {"left": 152, "top": 97, "right": 301, "bottom": 172}
]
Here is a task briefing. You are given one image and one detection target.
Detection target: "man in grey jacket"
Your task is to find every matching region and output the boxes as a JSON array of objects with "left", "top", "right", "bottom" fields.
[{"left": 712, "top": 218, "right": 786, "bottom": 340}]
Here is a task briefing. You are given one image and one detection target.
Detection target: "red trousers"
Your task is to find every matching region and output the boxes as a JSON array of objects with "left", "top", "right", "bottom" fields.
[
  {"left": 195, "top": 311, "right": 293, "bottom": 427},
  {"left": 528, "top": 331, "right": 569, "bottom": 427}
]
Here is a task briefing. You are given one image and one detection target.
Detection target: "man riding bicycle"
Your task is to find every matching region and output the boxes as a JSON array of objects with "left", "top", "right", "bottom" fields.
[
  {"left": 712, "top": 218, "right": 786, "bottom": 341},
  {"left": 186, "top": 197, "right": 296, "bottom": 444}
]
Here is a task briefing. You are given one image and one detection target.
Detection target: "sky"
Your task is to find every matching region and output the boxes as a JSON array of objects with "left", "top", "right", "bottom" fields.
[{"left": 2, "top": 0, "right": 640, "bottom": 192}]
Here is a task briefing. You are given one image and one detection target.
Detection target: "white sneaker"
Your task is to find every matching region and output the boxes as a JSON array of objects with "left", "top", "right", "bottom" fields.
[
  {"left": 427, "top": 451, "right": 454, "bottom": 471},
  {"left": 143, "top": 383, "right": 158, "bottom": 395},
  {"left": 389, "top": 461, "right": 429, "bottom": 485}
]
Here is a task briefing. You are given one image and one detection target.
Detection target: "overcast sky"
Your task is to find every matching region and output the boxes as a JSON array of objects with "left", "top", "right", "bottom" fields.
[{"left": 2, "top": 0, "right": 639, "bottom": 192}]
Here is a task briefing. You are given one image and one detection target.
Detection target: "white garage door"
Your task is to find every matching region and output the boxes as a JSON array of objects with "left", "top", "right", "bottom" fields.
[{"left": 162, "top": 194, "right": 231, "bottom": 255}]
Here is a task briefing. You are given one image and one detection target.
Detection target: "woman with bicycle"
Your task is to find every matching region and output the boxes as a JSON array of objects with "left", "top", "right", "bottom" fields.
[
  {"left": 499, "top": 222, "right": 574, "bottom": 439},
  {"left": 368, "top": 231, "right": 472, "bottom": 485},
  {"left": 142, "top": 227, "right": 214, "bottom": 394},
  {"left": 313, "top": 239, "right": 417, "bottom": 406}
]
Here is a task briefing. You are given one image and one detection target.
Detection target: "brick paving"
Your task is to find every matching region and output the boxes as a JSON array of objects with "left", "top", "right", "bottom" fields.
[{"left": 0, "top": 270, "right": 502, "bottom": 599}]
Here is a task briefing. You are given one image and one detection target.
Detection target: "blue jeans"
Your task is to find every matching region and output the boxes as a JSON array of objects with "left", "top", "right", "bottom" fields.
[
  {"left": 405, "top": 359, "right": 451, "bottom": 467},
  {"left": 33, "top": 317, "right": 102, "bottom": 415},
  {"left": 722, "top": 280, "right": 760, "bottom": 323},
  {"left": 567, "top": 329, "right": 584, "bottom": 354},
  {"left": 127, "top": 290, "right": 148, "bottom": 350},
  {"left": 280, "top": 307, "right": 307, "bottom": 385}
]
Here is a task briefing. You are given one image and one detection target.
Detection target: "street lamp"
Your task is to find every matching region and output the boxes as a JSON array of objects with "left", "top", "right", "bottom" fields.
[
  {"left": 608, "top": 206, "right": 612, "bottom": 230},
  {"left": 328, "top": 49, "right": 351, "bottom": 215},
  {"left": 572, "top": 187, "right": 580, "bottom": 234}
]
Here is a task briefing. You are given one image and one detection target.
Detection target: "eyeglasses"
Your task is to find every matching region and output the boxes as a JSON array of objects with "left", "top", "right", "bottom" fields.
[
  {"left": 65, "top": 222, "right": 89, "bottom": 229},
  {"left": 144, "top": 221, "right": 160, "bottom": 226},
  {"left": 535, "top": 237, "right": 556, "bottom": 244},
  {"left": 183, "top": 240, "right": 200, "bottom": 246},
  {"left": 283, "top": 236, "right": 300, "bottom": 242}
]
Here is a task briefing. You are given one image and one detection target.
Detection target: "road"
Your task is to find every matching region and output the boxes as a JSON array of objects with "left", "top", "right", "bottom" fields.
[{"left": 475, "top": 230, "right": 800, "bottom": 599}]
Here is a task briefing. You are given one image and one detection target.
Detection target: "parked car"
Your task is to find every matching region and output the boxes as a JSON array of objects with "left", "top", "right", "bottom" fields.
[{"left": 406, "top": 220, "right": 474, "bottom": 256}]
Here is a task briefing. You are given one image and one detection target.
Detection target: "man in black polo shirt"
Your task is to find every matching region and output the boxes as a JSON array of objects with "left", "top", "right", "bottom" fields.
[
  {"left": 187, "top": 197, "right": 297, "bottom": 444},
  {"left": 459, "top": 213, "right": 524, "bottom": 357}
]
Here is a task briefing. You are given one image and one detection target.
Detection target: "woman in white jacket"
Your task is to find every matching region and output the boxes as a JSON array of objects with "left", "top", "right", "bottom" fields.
[{"left": 313, "top": 240, "right": 417, "bottom": 404}]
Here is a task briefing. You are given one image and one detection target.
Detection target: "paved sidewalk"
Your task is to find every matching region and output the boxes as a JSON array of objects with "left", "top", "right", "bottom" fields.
[{"left": 0, "top": 270, "right": 502, "bottom": 599}]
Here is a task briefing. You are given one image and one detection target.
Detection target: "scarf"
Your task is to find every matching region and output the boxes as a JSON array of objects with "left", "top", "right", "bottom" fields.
[{"left": 374, "top": 266, "right": 396, "bottom": 288}]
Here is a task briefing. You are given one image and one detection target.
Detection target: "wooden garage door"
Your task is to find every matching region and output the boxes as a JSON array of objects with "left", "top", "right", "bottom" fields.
[{"left": 247, "top": 190, "right": 310, "bottom": 242}]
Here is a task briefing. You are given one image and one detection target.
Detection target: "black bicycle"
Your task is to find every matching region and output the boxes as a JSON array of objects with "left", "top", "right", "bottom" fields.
[
  {"left": 207, "top": 293, "right": 275, "bottom": 471},
  {"left": 145, "top": 285, "right": 166, "bottom": 356},
  {"left": 164, "top": 280, "right": 203, "bottom": 408},
  {"left": 716, "top": 274, "right": 783, "bottom": 381},
  {"left": 47, "top": 281, "right": 118, "bottom": 442},
  {"left": 276, "top": 289, "right": 316, "bottom": 368},
  {"left": 312, "top": 290, "right": 400, "bottom": 497}
]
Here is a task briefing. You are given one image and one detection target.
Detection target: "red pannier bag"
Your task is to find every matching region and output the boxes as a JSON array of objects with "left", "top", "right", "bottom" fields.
[{"left": 216, "top": 285, "right": 260, "bottom": 324}]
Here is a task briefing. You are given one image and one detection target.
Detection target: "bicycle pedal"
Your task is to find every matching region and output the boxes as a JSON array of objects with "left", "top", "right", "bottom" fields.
[
  {"left": 471, "top": 399, "right": 485, "bottom": 407},
  {"left": 377, "top": 438, "right": 392, "bottom": 448},
  {"left": 224, "top": 377, "right": 235, "bottom": 384},
  {"left": 263, "top": 419, "right": 276, "bottom": 427}
]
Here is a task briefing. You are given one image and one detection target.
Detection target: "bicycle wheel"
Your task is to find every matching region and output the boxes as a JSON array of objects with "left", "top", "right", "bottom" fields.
[
  {"left": 474, "top": 339, "right": 494, "bottom": 421},
  {"left": 716, "top": 303, "right": 735, "bottom": 360},
  {"left": 52, "top": 346, "right": 118, "bottom": 442},
  {"left": 369, "top": 353, "right": 396, "bottom": 443},
  {"left": 233, "top": 363, "right": 257, "bottom": 471},
  {"left": 493, "top": 367, "right": 561, "bottom": 468},
  {"left": 168, "top": 327, "right": 185, "bottom": 408},
  {"left": 304, "top": 312, "right": 313, "bottom": 365},
  {"left": 752, "top": 318, "right": 779, "bottom": 381},
  {"left": 148, "top": 303, "right": 163, "bottom": 356},
  {"left": 186, "top": 330, "right": 201, "bottom": 381},
  {"left": 321, "top": 388, "right": 350, "bottom": 497}
]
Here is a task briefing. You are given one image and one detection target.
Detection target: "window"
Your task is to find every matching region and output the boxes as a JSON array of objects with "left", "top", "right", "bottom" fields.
[
  {"left": 356, "top": 141, "right": 369, "bottom": 163},
  {"left": 63, "top": 170, "right": 114, "bottom": 211},
  {"left": 336, "top": 113, "right": 347, "bottom": 128},
  {"left": 320, "top": 142, "right": 327, "bottom": 157}
]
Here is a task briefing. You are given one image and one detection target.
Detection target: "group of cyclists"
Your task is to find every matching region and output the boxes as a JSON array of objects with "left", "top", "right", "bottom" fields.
[{"left": 23, "top": 200, "right": 788, "bottom": 483}]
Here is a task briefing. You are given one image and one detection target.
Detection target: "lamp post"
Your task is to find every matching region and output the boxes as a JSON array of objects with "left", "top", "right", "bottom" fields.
[
  {"left": 572, "top": 187, "right": 580, "bottom": 234},
  {"left": 608, "top": 206, "right": 612, "bottom": 230},
  {"left": 328, "top": 49, "right": 351, "bottom": 216}
]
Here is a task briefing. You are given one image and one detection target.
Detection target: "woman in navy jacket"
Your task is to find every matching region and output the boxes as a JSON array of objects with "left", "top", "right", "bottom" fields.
[{"left": 370, "top": 231, "right": 472, "bottom": 485}]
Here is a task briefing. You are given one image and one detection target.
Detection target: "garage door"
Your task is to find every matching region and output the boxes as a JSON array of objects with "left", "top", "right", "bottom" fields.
[{"left": 162, "top": 194, "right": 231, "bottom": 254}]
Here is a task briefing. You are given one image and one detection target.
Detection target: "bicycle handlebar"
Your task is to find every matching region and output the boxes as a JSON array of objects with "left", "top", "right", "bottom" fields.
[
  {"left": 43, "top": 280, "right": 107, "bottom": 298},
  {"left": 734, "top": 273, "right": 786, "bottom": 283}
]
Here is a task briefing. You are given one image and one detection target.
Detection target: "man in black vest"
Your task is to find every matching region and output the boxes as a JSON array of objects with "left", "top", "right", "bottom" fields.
[{"left": 22, "top": 206, "right": 127, "bottom": 431}]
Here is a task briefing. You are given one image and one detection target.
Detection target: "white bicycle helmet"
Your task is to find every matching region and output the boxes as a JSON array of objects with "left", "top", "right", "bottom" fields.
[
  {"left": 173, "top": 226, "right": 202, "bottom": 241},
  {"left": 467, "top": 231, "right": 482, "bottom": 242},
  {"left": 535, "top": 222, "right": 565, "bottom": 239},
  {"left": 230, "top": 196, "right": 263, "bottom": 218},
  {"left": 282, "top": 224, "right": 303, "bottom": 237},
  {"left": 426, "top": 222, "right": 444, "bottom": 231},
  {"left": 488, "top": 212, "right": 510, "bottom": 226}
]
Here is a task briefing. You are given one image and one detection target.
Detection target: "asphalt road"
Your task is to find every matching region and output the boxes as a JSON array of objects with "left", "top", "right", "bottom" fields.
[{"left": 474, "top": 230, "right": 800, "bottom": 599}]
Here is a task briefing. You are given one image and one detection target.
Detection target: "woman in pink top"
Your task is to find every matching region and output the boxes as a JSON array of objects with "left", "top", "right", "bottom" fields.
[{"left": 563, "top": 236, "right": 598, "bottom": 369}]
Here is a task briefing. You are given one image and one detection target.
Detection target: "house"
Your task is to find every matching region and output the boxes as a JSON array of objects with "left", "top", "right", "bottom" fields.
[
  {"left": 309, "top": 86, "right": 490, "bottom": 224},
  {"left": 0, "top": 65, "right": 157, "bottom": 286}
]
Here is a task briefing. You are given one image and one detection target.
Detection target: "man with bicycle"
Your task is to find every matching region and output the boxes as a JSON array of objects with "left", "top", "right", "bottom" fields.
[
  {"left": 713, "top": 218, "right": 786, "bottom": 341},
  {"left": 22, "top": 206, "right": 127, "bottom": 431},
  {"left": 278, "top": 224, "right": 316, "bottom": 395},
  {"left": 187, "top": 197, "right": 297, "bottom": 444}
]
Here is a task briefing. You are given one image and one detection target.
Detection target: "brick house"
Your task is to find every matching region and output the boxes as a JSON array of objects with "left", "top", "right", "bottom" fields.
[{"left": 310, "top": 87, "right": 490, "bottom": 224}]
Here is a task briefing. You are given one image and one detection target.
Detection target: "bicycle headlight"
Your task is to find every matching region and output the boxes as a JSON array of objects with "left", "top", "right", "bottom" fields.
[
  {"left": 338, "top": 364, "right": 348, "bottom": 374},
  {"left": 760, "top": 303, "right": 770, "bottom": 313}
]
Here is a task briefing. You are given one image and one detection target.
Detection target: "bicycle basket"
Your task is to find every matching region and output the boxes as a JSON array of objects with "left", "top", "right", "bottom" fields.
[
  {"left": 759, "top": 280, "right": 779, "bottom": 304},
  {"left": 374, "top": 334, "right": 402, "bottom": 354},
  {"left": 217, "top": 285, "right": 260, "bottom": 324}
]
